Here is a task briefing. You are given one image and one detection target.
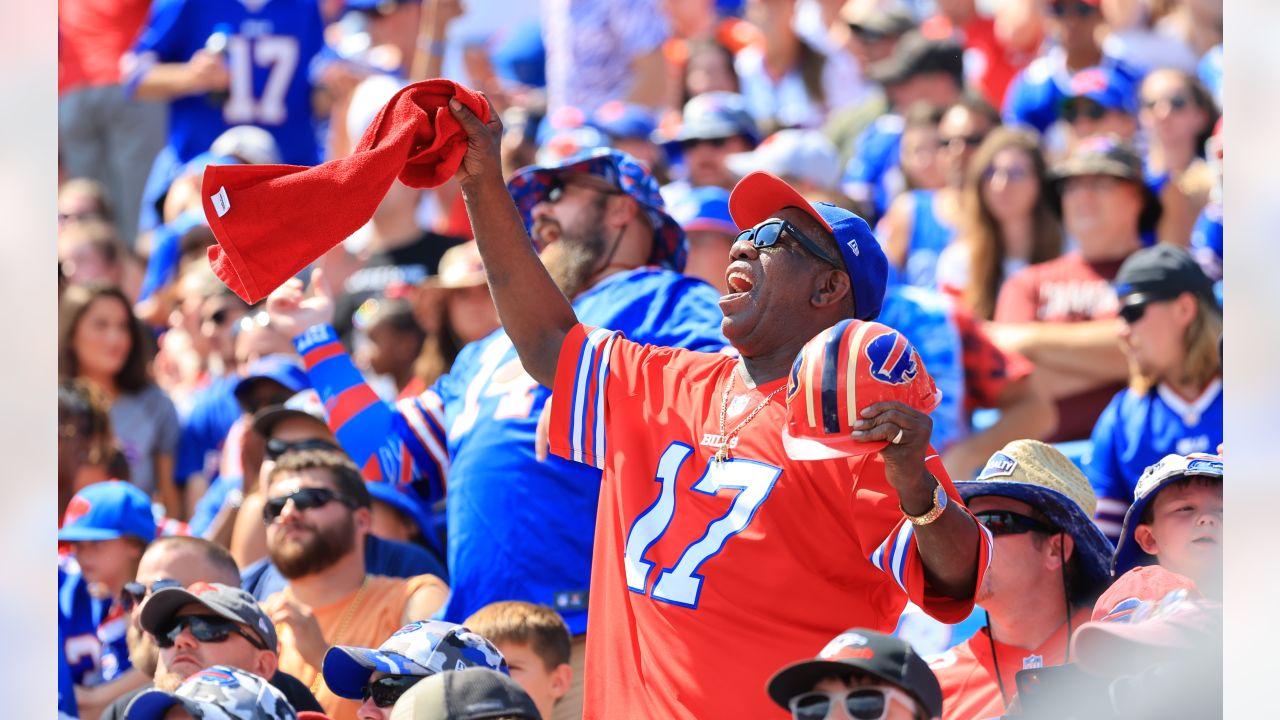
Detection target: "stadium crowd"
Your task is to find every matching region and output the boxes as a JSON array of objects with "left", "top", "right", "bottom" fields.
[{"left": 57, "top": 0, "right": 1224, "bottom": 717}]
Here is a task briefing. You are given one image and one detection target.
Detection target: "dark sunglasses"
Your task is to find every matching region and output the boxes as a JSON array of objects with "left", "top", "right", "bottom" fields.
[
  {"left": 680, "top": 136, "right": 732, "bottom": 151},
  {"left": 58, "top": 209, "right": 105, "bottom": 225},
  {"left": 262, "top": 486, "right": 354, "bottom": 523},
  {"left": 974, "top": 510, "right": 1059, "bottom": 537},
  {"left": 943, "top": 133, "right": 987, "bottom": 150},
  {"left": 120, "top": 578, "right": 183, "bottom": 613},
  {"left": 158, "top": 614, "right": 268, "bottom": 651},
  {"left": 545, "top": 179, "right": 621, "bottom": 204},
  {"left": 1141, "top": 94, "right": 1190, "bottom": 112},
  {"left": 1050, "top": 1, "right": 1098, "bottom": 18},
  {"left": 265, "top": 437, "right": 341, "bottom": 461},
  {"left": 1062, "top": 100, "right": 1108, "bottom": 123},
  {"left": 362, "top": 674, "right": 425, "bottom": 708},
  {"left": 790, "top": 687, "right": 913, "bottom": 720},
  {"left": 205, "top": 308, "right": 233, "bottom": 326},
  {"left": 736, "top": 219, "right": 839, "bottom": 267},
  {"left": 1118, "top": 292, "right": 1180, "bottom": 324}
]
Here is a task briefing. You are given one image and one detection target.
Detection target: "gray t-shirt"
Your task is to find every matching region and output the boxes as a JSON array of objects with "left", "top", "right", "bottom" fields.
[{"left": 109, "top": 384, "right": 180, "bottom": 496}]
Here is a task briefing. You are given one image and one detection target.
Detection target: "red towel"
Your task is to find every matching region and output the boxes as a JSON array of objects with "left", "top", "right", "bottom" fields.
[{"left": 199, "top": 79, "right": 489, "bottom": 303}]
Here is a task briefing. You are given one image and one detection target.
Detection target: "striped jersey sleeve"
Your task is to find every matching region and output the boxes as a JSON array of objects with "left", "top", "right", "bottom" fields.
[
  {"left": 549, "top": 324, "right": 624, "bottom": 469},
  {"left": 860, "top": 454, "right": 994, "bottom": 624},
  {"left": 295, "top": 324, "right": 447, "bottom": 504}
]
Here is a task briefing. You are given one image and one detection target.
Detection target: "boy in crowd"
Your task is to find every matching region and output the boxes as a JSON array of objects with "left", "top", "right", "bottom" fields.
[{"left": 464, "top": 602, "right": 574, "bottom": 720}]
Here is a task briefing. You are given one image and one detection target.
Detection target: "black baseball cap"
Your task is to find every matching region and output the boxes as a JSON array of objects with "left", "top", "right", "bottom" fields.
[
  {"left": 767, "top": 628, "right": 942, "bottom": 718},
  {"left": 868, "top": 31, "right": 963, "bottom": 87},
  {"left": 389, "top": 667, "right": 541, "bottom": 720},
  {"left": 1049, "top": 135, "right": 1162, "bottom": 233},
  {"left": 1114, "top": 245, "right": 1219, "bottom": 309},
  {"left": 140, "top": 582, "right": 279, "bottom": 652}
]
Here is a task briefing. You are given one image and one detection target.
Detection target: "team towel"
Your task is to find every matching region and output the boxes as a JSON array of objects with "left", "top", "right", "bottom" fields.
[{"left": 200, "top": 79, "right": 489, "bottom": 303}]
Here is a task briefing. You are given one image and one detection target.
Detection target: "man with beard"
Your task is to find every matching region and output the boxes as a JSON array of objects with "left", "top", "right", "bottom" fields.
[
  {"left": 100, "top": 536, "right": 322, "bottom": 718},
  {"left": 265, "top": 147, "right": 726, "bottom": 720},
  {"left": 260, "top": 450, "right": 448, "bottom": 720},
  {"left": 441, "top": 98, "right": 989, "bottom": 718}
]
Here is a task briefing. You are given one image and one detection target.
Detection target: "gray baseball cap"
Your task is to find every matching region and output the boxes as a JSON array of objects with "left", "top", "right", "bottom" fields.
[
  {"left": 140, "top": 582, "right": 278, "bottom": 653},
  {"left": 390, "top": 667, "right": 541, "bottom": 720}
]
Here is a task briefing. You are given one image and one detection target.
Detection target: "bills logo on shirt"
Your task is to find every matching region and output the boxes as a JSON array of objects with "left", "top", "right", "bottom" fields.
[{"left": 865, "top": 331, "right": 919, "bottom": 386}]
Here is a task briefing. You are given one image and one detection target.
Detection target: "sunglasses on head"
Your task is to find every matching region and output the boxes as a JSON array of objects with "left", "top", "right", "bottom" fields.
[
  {"left": 120, "top": 578, "right": 183, "bottom": 613},
  {"left": 262, "top": 486, "right": 353, "bottom": 523},
  {"left": 1141, "top": 94, "right": 1191, "bottom": 112},
  {"left": 790, "top": 686, "right": 919, "bottom": 720},
  {"left": 157, "top": 614, "right": 269, "bottom": 651},
  {"left": 362, "top": 674, "right": 425, "bottom": 708},
  {"left": 736, "top": 219, "right": 839, "bottom": 267},
  {"left": 1062, "top": 101, "right": 1108, "bottom": 123},
  {"left": 974, "top": 510, "right": 1059, "bottom": 537},
  {"left": 265, "top": 437, "right": 341, "bottom": 461},
  {"left": 1050, "top": 1, "right": 1098, "bottom": 18}
]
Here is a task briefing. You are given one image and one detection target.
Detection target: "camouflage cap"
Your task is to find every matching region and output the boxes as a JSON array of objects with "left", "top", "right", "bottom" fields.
[
  {"left": 321, "top": 620, "right": 508, "bottom": 700},
  {"left": 125, "top": 666, "right": 296, "bottom": 720}
]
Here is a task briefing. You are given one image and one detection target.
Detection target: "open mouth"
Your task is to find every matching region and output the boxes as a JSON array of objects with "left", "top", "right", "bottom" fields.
[{"left": 724, "top": 269, "right": 755, "bottom": 296}]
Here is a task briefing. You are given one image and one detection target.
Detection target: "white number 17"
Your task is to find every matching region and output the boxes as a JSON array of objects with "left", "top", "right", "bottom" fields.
[{"left": 623, "top": 442, "right": 782, "bottom": 608}]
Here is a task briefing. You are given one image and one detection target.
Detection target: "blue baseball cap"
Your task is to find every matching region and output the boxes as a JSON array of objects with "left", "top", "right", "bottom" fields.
[
  {"left": 365, "top": 481, "right": 434, "bottom": 538},
  {"left": 322, "top": 620, "right": 508, "bottom": 700},
  {"left": 727, "top": 171, "right": 888, "bottom": 321},
  {"left": 670, "top": 186, "right": 737, "bottom": 236},
  {"left": 535, "top": 105, "right": 589, "bottom": 146},
  {"left": 589, "top": 101, "right": 658, "bottom": 141},
  {"left": 345, "top": 0, "right": 419, "bottom": 13},
  {"left": 1065, "top": 66, "right": 1138, "bottom": 115},
  {"left": 667, "top": 91, "right": 760, "bottom": 145},
  {"left": 233, "top": 355, "right": 311, "bottom": 403},
  {"left": 507, "top": 147, "right": 688, "bottom": 272},
  {"left": 59, "top": 481, "right": 157, "bottom": 544}
]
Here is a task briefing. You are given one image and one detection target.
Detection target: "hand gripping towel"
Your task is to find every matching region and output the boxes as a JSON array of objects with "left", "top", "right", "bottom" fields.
[{"left": 200, "top": 79, "right": 489, "bottom": 303}]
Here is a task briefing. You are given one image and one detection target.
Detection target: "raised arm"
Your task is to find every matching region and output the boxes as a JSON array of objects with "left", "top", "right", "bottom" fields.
[{"left": 447, "top": 98, "right": 578, "bottom": 388}]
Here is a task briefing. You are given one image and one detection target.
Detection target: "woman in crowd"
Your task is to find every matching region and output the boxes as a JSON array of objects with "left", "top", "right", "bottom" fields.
[
  {"left": 59, "top": 284, "right": 182, "bottom": 517},
  {"left": 1139, "top": 68, "right": 1219, "bottom": 246},
  {"left": 406, "top": 241, "right": 501, "bottom": 397},
  {"left": 938, "top": 127, "right": 1064, "bottom": 319}
]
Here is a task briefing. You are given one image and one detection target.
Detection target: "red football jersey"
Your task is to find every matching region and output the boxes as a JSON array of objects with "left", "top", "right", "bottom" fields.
[
  {"left": 928, "top": 608, "right": 1090, "bottom": 720},
  {"left": 550, "top": 325, "right": 992, "bottom": 719}
]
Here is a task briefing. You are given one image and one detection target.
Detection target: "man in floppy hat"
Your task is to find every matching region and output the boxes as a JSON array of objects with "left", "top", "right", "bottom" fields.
[
  {"left": 445, "top": 96, "right": 990, "bottom": 718},
  {"left": 265, "top": 147, "right": 727, "bottom": 720},
  {"left": 990, "top": 135, "right": 1161, "bottom": 442},
  {"left": 768, "top": 628, "right": 942, "bottom": 720},
  {"left": 928, "top": 439, "right": 1115, "bottom": 720}
]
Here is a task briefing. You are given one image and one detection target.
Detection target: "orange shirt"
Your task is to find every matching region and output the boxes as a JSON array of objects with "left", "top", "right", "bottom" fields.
[
  {"left": 271, "top": 574, "right": 448, "bottom": 720},
  {"left": 928, "top": 607, "right": 1091, "bottom": 720}
]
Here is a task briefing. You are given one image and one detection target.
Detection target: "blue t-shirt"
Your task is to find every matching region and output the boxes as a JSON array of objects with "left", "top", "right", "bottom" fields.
[
  {"left": 241, "top": 534, "right": 448, "bottom": 601},
  {"left": 841, "top": 114, "right": 905, "bottom": 218},
  {"left": 127, "top": 0, "right": 326, "bottom": 166},
  {"left": 899, "top": 190, "right": 956, "bottom": 290},
  {"left": 59, "top": 566, "right": 131, "bottom": 688},
  {"left": 176, "top": 374, "right": 242, "bottom": 485},
  {"left": 297, "top": 268, "right": 727, "bottom": 634},
  {"left": 1085, "top": 379, "right": 1224, "bottom": 542},
  {"left": 58, "top": 586, "right": 79, "bottom": 718}
]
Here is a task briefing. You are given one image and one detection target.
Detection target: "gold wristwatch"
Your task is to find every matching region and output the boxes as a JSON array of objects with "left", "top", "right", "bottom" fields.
[{"left": 903, "top": 481, "right": 948, "bottom": 526}]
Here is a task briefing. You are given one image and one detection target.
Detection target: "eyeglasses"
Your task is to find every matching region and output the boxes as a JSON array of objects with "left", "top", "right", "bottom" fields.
[
  {"left": 1050, "top": 1, "right": 1098, "bottom": 18},
  {"left": 680, "top": 136, "right": 733, "bottom": 151},
  {"left": 736, "top": 219, "right": 840, "bottom": 267},
  {"left": 544, "top": 179, "right": 621, "bottom": 204},
  {"left": 157, "top": 614, "right": 269, "bottom": 651},
  {"left": 943, "top": 134, "right": 987, "bottom": 151},
  {"left": 362, "top": 674, "right": 425, "bottom": 708},
  {"left": 262, "top": 486, "right": 354, "bottom": 523},
  {"left": 1062, "top": 100, "right": 1108, "bottom": 123},
  {"left": 1141, "top": 94, "right": 1191, "bottom": 113},
  {"left": 982, "top": 165, "right": 1033, "bottom": 184},
  {"left": 120, "top": 578, "right": 183, "bottom": 613},
  {"left": 265, "top": 437, "right": 341, "bottom": 461},
  {"left": 973, "top": 510, "right": 1060, "bottom": 537},
  {"left": 789, "top": 686, "right": 920, "bottom": 720}
]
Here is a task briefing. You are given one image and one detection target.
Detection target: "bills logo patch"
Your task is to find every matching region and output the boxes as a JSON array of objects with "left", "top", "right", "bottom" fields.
[
  {"left": 865, "top": 331, "right": 919, "bottom": 386},
  {"left": 1185, "top": 458, "right": 1224, "bottom": 477},
  {"left": 193, "top": 669, "right": 238, "bottom": 686},
  {"left": 63, "top": 496, "right": 92, "bottom": 526}
]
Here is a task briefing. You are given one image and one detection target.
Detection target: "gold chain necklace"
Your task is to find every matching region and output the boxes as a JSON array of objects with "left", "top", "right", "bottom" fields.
[
  {"left": 309, "top": 575, "right": 371, "bottom": 695},
  {"left": 715, "top": 369, "right": 786, "bottom": 463}
]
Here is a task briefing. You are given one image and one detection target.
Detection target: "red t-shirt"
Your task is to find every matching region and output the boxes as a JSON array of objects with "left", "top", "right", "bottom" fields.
[
  {"left": 550, "top": 324, "right": 992, "bottom": 720},
  {"left": 59, "top": 0, "right": 153, "bottom": 94},
  {"left": 993, "top": 252, "right": 1129, "bottom": 441},
  {"left": 923, "top": 15, "right": 1034, "bottom": 108},
  {"left": 929, "top": 607, "right": 1092, "bottom": 720}
]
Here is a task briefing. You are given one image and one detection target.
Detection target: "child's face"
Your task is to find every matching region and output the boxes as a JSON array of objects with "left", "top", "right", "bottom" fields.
[
  {"left": 72, "top": 537, "right": 139, "bottom": 587},
  {"left": 497, "top": 641, "right": 567, "bottom": 720},
  {"left": 1136, "top": 481, "right": 1223, "bottom": 584}
]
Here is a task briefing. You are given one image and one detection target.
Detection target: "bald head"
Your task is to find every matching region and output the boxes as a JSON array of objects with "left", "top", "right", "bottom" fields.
[{"left": 138, "top": 536, "right": 241, "bottom": 589}]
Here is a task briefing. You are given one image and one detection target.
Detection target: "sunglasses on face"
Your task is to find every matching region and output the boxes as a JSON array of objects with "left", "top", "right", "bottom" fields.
[
  {"left": 262, "top": 486, "right": 353, "bottom": 524},
  {"left": 736, "top": 219, "right": 839, "bottom": 267},
  {"left": 943, "top": 134, "right": 987, "bottom": 150},
  {"left": 362, "top": 674, "right": 425, "bottom": 708},
  {"left": 120, "top": 578, "right": 183, "bottom": 613},
  {"left": 157, "top": 614, "right": 269, "bottom": 651},
  {"left": 1141, "top": 94, "right": 1191, "bottom": 113},
  {"left": 264, "top": 437, "right": 341, "bottom": 461},
  {"left": 1118, "top": 292, "right": 1181, "bottom": 324},
  {"left": 544, "top": 179, "right": 621, "bottom": 204},
  {"left": 58, "top": 210, "right": 105, "bottom": 225},
  {"left": 982, "top": 165, "right": 1033, "bottom": 184},
  {"left": 790, "top": 686, "right": 918, "bottom": 720},
  {"left": 681, "top": 136, "right": 733, "bottom": 151},
  {"left": 1062, "top": 101, "right": 1108, "bottom": 123},
  {"left": 973, "top": 510, "right": 1059, "bottom": 537},
  {"left": 1051, "top": 2, "right": 1098, "bottom": 18}
]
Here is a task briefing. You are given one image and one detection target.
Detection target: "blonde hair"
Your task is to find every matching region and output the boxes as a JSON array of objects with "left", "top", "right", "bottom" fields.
[
  {"left": 464, "top": 601, "right": 571, "bottom": 671},
  {"left": 1130, "top": 295, "right": 1223, "bottom": 395}
]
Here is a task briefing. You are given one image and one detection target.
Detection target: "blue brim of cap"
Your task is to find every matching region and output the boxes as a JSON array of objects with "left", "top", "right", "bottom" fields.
[
  {"left": 124, "top": 689, "right": 182, "bottom": 720},
  {"left": 957, "top": 481, "right": 1115, "bottom": 593},
  {"left": 322, "top": 645, "right": 429, "bottom": 700},
  {"left": 58, "top": 526, "right": 124, "bottom": 542},
  {"left": 365, "top": 483, "right": 433, "bottom": 536}
]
